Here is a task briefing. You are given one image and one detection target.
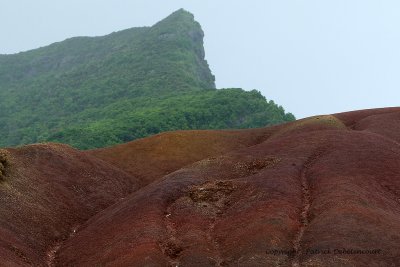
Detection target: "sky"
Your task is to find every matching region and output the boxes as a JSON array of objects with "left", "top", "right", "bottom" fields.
[{"left": 1, "top": 0, "right": 400, "bottom": 118}]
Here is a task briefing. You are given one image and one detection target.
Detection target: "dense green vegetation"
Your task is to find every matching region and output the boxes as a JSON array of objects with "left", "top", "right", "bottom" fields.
[{"left": 0, "top": 9, "right": 294, "bottom": 149}]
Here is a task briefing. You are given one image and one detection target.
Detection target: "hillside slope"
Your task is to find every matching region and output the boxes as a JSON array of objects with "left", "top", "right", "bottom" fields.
[
  {"left": 56, "top": 107, "right": 400, "bottom": 267},
  {"left": 0, "top": 143, "right": 137, "bottom": 266},
  {"left": 0, "top": 107, "right": 398, "bottom": 266},
  {"left": 0, "top": 9, "right": 294, "bottom": 149}
]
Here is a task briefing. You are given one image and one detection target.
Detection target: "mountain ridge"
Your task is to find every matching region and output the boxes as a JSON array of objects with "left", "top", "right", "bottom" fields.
[{"left": 0, "top": 9, "right": 294, "bottom": 149}]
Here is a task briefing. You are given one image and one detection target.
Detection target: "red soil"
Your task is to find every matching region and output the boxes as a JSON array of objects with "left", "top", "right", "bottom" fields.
[
  {"left": 0, "top": 144, "right": 137, "bottom": 266},
  {"left": 1, "top": 107, "right": 400, "bottom": 266},
  {"left": 87, "top": 129, "right": 280, "bottom": 187}
]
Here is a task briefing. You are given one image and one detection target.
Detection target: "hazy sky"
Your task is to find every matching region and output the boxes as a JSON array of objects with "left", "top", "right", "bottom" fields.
[{"left": 1, "top": 0, "right": 399, "bottom": 118}]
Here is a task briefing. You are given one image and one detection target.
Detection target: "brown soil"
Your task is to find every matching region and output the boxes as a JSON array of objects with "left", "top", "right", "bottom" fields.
[{"left": 1, "top": 107, "right": 400, "bottom": 266}]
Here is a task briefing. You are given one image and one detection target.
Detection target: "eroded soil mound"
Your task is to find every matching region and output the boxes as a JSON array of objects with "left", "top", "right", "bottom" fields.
[
  {"left": 1, "top": 107, "right": 400, "bottom": 266},
  {"left": 0, "top": 144, "right": 137, "bottom": 266}
]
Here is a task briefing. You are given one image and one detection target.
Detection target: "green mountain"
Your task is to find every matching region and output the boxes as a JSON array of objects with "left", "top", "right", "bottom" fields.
[{"left": 0, "top": 9, "right": 295, "bottom": 149}]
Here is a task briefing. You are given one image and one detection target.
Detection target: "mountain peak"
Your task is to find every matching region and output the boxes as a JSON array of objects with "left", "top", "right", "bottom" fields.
[
  {"left": 148, "top": 9, "right": 213, "bottom": 89},
  {"left": 168, "top": 8, "right": 194, "bottom": 20},
  {"left": 173, "top": 8, "right": 192, "bottom": 15},
  {"left": 153, "top": 8, "right": 198, "bottom": 29}
]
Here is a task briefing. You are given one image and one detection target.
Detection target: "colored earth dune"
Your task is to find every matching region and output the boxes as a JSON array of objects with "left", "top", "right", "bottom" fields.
[{"left": 0, "top": 107, "right": 399, "bottom": 266}]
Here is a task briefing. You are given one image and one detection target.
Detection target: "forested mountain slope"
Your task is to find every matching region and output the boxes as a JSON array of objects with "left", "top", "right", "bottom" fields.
[{"left": 0, "top": 9, "right": 294, "bottom": 149}]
